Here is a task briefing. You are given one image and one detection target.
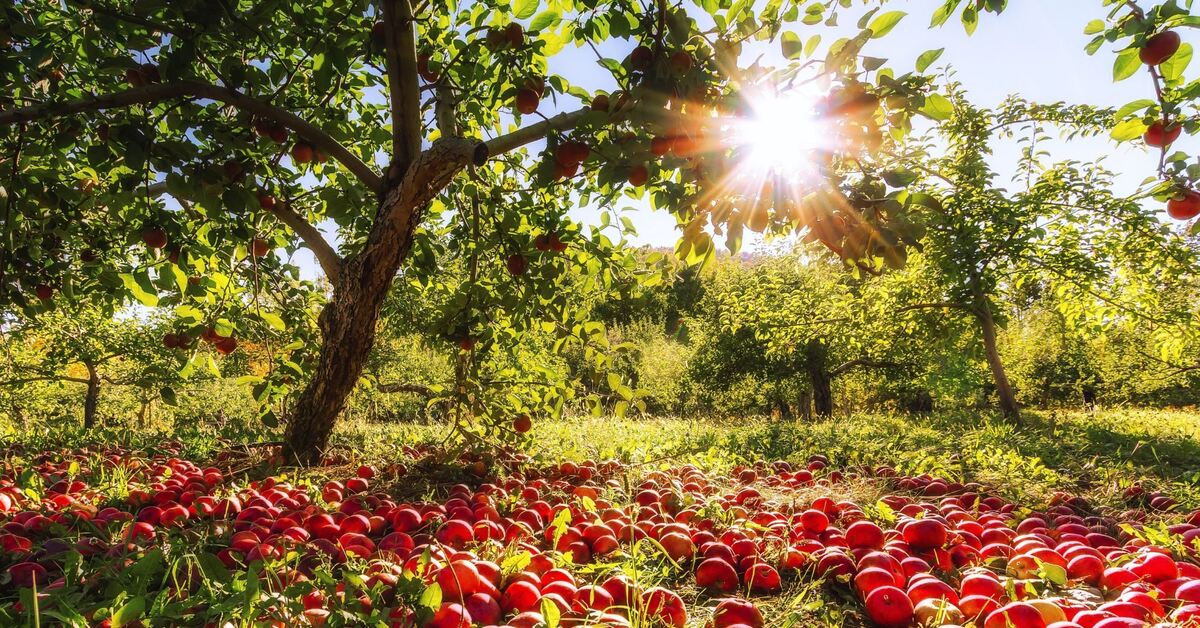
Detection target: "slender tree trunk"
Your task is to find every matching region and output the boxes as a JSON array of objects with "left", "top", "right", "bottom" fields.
[
  {"left": 83, "top": 362, "right": 99, "bottom": 429},
  {"left": 805, "top": 341, "right": 833, "bottom": 418},
  {"left": 974, "top": 299, "right": 1020, "bottom": 424}
]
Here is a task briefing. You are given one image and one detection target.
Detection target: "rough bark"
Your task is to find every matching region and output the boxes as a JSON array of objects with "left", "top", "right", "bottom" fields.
[
  {"left": 83, "top": 362, "right": 100, "bottom": 429},
  {"left": 282, "top": 138, "right": 486, "bottom": 464},
  {"left": 805, "top": 341, "right": 833, "bottom": 418},
  {"left": 974, "top": 299, "right": 1020, "bottom": 424}
]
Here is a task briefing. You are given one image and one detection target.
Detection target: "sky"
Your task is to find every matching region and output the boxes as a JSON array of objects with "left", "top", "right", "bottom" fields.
[{"left": 290, "top": 1, "right": 1195, "bottom": 279}]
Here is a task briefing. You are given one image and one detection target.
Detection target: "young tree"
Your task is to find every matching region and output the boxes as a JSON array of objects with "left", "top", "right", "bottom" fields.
[
  {"left": 0, "top": 1, "right": 964, "bottom": 461},
  {"left": 889, "top": 91, "right": 1199, "bottom": 421},
  {"left": 0, "top": 303, "right": 180, "bottom": 428}
]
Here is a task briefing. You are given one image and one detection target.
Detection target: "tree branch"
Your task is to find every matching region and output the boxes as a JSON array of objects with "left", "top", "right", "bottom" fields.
[
  {"left": 383, "top": 0, "right": 422, "bottom": 179},
  {"left": 274, "top": 202, "right": 343, "bottom": 281},
  {"left": 0, "top": 81, "right": 383, "bottom": 192},
  {"left": 146, "top": 181, "right": 344, "bottom": 280},
  {"left": 486, "top": 108, "right": 590, "bottom": 156}
]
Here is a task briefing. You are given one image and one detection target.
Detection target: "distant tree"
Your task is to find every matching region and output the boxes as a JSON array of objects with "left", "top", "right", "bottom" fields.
[
  {"left": 889, "top": 90, "right": 1200, "bottom": 421},
  {"left": 0, "top": 303, "right": 182, "bottom": 427}
]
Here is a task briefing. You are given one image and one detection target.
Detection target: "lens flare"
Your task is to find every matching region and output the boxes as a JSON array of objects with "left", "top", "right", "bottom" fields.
[{"left": 728, "top": 87, "right": 830, "bottom": 183}]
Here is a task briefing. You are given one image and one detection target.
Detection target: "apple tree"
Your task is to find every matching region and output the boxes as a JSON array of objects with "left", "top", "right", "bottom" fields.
[{"left": 885, "top": 90, "right": 1200, "bottom": 421}]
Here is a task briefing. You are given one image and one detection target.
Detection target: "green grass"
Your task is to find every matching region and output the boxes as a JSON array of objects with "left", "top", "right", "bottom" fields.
[{"left": 274, "top": 407, "right": 1200, "bottom": 519}]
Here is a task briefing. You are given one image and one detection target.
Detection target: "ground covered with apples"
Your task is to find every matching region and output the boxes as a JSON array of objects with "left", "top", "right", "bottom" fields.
[{"left": 3, "top": 410, "right": 1200, "bottom": 627}]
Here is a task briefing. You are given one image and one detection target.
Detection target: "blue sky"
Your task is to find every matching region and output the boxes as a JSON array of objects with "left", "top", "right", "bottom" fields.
[{"left": 291, "top": 1, "right": 1193, "bottom": 278}]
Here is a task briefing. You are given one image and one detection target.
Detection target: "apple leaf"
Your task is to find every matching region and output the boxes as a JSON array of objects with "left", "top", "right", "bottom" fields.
[
  {"left": 1113, "top": 48, "right": 1141, "bottom": 81},
  {"left": 513, "top": 0, "right": 538, "bottom": 20},
  {"left": 529, "top": 9, "right": 560, "bottom": 31},
  {"left": 1161, "top": 43, "right": 1193, "bottom": 82},
  {"left": 781, "top": 31, "right": 803, "bottom": 59},
  {"left": 868, "top": 11, "right": 906, "bottom": 38},
  {"left": 119, "top": 273, "right": 159, "bottom": 307},
  {"left": 916, "top": 48, "right": 944, "bottom": 72},
  {"left": 1110, "top": 118, "right": 1148, "bottom": 142},
  {"left": 921, "top": 94, "right": 954, "bottom": 121}
]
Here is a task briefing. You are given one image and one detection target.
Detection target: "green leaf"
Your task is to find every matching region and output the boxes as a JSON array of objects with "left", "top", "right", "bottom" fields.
[
  {"left": 1083, "top": 19, "right": 1105, "bottom": 35},
  {"left": 921, "top": 94, "right": 954, "bottom": 121},
  {"left": 119, "top": 273, "right": 159, "bottom": 307},
  {"left": 257, "top": 311, "right": 286, "bottom": 331},
  {"left": 930, "top": 0, "right": 960, "bottom": 27},
  {"left": 781, "top": 31, "right": 803, "bottom": 59},
  {"left": 111, "top": 596, "right": 145, "bottom": 628},
  {"left": 513, "top": 0, "right": 538, "bottom": 19},
  {"left": 529, "top": 10, "right": 560, "bottom": 31},
  {"left": 868, "top": 11, "right": 906, "bottom": 38},
  {"left": 419, "top": 583, "right": 442, "bottom": 610},
  {"left": 961, "top": 5, "right": 978, "bottom": 35},
  {"left": 1161, "top": 43, "right": 1193, "bottom": 82},
  {"left": 1113, "top": 99, "right": 1157, "bottom": 120},
  {"left": 916, "top": 48, "right": 944, "bottom": 72},
  {"left": 159, "top": 387, "right": 177, "bottom": 406},
  {"left": 541, "top": 596, "right": 562, "bottom": 628},
  {"left": 1110, "top": 117, "right": 1148, "bottom": 142},
  {"left": 1113, "top": 48, "right": 1141, "bottom": 81}
]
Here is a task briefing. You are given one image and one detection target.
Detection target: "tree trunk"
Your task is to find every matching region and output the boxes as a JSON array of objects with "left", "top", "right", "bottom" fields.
[
  {"left": 283, "top": 260, "right": 394, "bottom": 464},
  {"left": 281, "top": 138, "right": 486, "bottom": 465},
  {"left": 805, "top": 341, "right": 833, "bottom": 418},
  {"left": 974, "top": 300, "right": 1020, "bottom": 424},
  {"left": 83, "top": 362, "right": 99, "bottom": 429}
]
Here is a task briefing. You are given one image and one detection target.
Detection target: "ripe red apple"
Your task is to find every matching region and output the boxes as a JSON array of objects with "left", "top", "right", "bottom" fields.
[
  {"left": 903, "top": 518, "right": 948, "bottom": 550},
  {"left": 650, "top": 136, "right": 673, "bottom": 157},
  {"left": 34, "top": 284, "right": 53, "bottom": 301},
  {"left": 506, "top": 253, "right": 528, "bottom": 276},
  {"left": 251, "top": 238, "right": 271, "bottom": 258},
  {"left": 215, "top": 336, "right": 238, "bottom": 356},
  {"left": 1167, "top": 189, "right": 1200, "bottom": 220},
  {"left": 504, "top": 22, "right": 524, "bottom": 47},
  {"left": 291, "top": 143, "right": 315, "bottom": 164},
  {"left": 417, "top": 54, "right": 439, "bottom": 82},
  {"left": 865, "top": 585, "right": 915, "bottom": 627},
  {"left": 8, "top": 562, "right": 47, "bottom": 588},
  {"left": 427, "top": 603, "right": 471, "bottom": 628},
  {"left": 1141, "top": 30, "right": 1181, "bottom": 66},
  {"left": 711, "top": 598, "right": 764, "bottom": 628},
  {"left": 984, "top": 602, "right": 1048, "bottom": 628},
  {"left": 257, "top": 192, "right": 277, "bottom": 211},
  {"left": 669, "top": 50, "right": 693, "bottom": 73},
  {"left": 141, "top": 226, "right": 167, "bottom": 249},
  {"left": 513, "top": 414, "right": 532, "bottom": 433},
  {"left": 629, "top": 45, "right": 653, "bottom": 71},
  {"left": 695, "top": 557, "right": 739, "bottom": 592},
  {"left": 591, "top": 93, "right": 610, "bottom": 111},
  {"left": 1144, "top": 120, "right": 1183, "bottom": 147},
  {"left": 628, "top": 164, "right": 649, "bottom": 187},
  {"left": 515, "top": 88, "right": 540, "bottom": 114}
]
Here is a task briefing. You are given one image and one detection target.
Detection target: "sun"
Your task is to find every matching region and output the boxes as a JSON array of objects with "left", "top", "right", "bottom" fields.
[{"left": 728, "top": 87, "right": 829, "bottom": 183}]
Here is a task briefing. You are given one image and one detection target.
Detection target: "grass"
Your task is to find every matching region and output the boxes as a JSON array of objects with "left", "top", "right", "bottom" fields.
[{"left": 324, "top": 407, "right": 1200, "bottom": 509}]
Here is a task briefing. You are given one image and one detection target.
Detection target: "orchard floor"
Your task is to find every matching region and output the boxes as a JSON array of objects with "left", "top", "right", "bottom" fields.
[{"left": 1, "top": 408, "right": 1200, "bottom": 627}]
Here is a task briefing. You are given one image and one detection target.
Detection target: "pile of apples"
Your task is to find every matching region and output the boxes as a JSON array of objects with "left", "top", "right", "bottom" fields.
[{"left": 2, "top": 443, "right": 1200, "bottom": 627}]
